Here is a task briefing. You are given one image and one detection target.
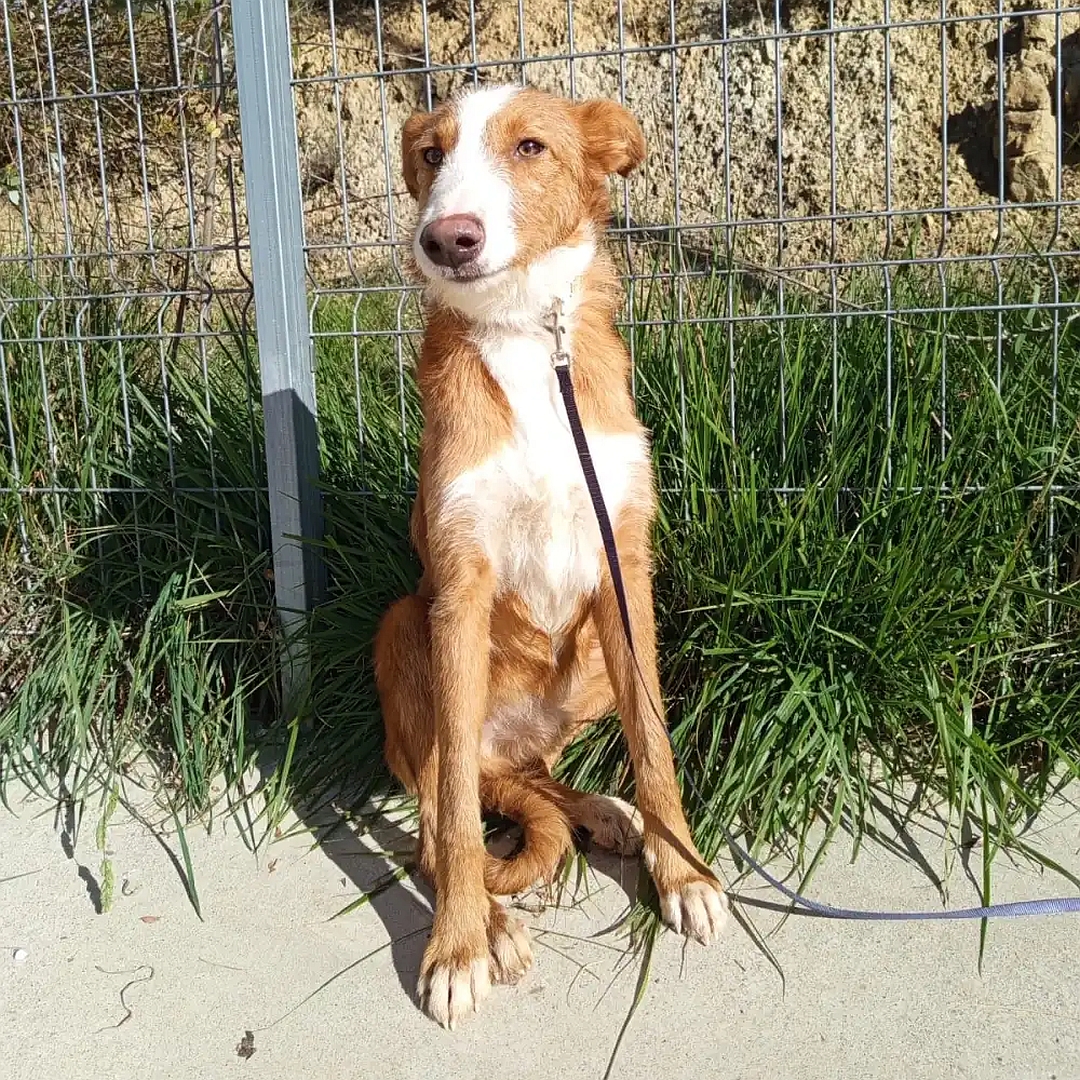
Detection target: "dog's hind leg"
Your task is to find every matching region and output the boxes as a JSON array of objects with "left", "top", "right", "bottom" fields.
[
  {"left": 375, "top": 594, "right": 440, "bottom": 881},
  {"left": 531, "top": 624, "right": 644, "bottom": 857}
]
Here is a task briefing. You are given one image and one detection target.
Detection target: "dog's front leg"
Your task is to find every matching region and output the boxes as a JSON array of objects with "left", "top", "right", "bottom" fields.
[
  {"left": 419, "top": 554, "right": 496, "bottom": 1028},
  {"left": 593, "top": 523, "right": 728, "bottom": 946}
]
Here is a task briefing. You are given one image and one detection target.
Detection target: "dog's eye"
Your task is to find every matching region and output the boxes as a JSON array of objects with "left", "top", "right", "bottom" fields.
[
  {"left": 422, "top": 147, "right": 443, "bottom": 167},
  {"left": 516, "top": 139, "right": 545, "bottom": 158}
]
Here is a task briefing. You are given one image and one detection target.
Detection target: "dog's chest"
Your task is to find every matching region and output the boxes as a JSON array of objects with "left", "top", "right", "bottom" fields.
[{"left": 444, "top": 331, "right": 645, "bottom": 635}]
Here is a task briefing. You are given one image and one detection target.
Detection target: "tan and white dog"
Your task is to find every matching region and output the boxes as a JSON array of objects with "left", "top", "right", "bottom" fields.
[{"left": 374, "top": 83, "right": 727, "bottom": 1029}]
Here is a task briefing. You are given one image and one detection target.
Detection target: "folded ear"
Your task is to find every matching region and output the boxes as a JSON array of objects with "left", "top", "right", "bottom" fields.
[
  {"left": 574, "top": 98, "right": 646, "bottom": 178},
  {"left": 400, "top": 110, "right": 430, "bottom": 200}
]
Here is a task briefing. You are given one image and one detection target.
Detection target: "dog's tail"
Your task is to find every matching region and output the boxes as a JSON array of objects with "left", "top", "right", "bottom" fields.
[{"left": 481, "top": 770, "right": 574, "bottom": 897}]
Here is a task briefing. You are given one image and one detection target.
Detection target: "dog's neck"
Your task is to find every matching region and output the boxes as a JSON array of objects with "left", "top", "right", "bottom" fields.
[{"left": 424, "top": 237, "right": 596, "bottom": 334}]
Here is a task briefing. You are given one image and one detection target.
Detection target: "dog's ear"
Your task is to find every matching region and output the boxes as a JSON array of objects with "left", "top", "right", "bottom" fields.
[
  {"left": 401, "top": 110, "right": 430, "bottom": 201},
  {"left": 575, "top": 99, "right": 646, "bottom": 178}
]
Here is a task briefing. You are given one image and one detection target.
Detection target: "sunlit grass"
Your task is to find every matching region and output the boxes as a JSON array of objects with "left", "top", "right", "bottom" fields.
[{"left": 2, "top": 260, "right": 1078, "bottom": 903}]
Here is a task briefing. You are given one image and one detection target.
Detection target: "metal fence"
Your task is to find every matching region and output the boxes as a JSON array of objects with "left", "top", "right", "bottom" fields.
[{"left": 2, "top": 0, "right": 1079, "bottom": 657}]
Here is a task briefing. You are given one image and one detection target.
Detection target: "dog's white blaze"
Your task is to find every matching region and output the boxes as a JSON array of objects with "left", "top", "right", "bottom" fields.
[
  {"left": 415, "top": 84, "right": 519, "bottom": 283},
  {"left": 442, "top": 328, "right": 647, "bottom": 638}
]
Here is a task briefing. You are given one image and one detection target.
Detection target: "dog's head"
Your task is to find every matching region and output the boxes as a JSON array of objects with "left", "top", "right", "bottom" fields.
[{"left": 401, "top": 85, "right": 644, "bottom": 307}]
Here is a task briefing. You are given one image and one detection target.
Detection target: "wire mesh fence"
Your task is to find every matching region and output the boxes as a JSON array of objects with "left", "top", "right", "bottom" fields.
[
  {"left": 0, "top": 0, "right": 260, "bottom": 581},
  {"left": 2, "top": 0, "right": 1079, "bottom": 628}
]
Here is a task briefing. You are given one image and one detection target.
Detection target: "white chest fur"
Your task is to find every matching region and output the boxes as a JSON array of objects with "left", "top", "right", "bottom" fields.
[{"left": 441, "top": 329, "right": 646, "bottom": 636}]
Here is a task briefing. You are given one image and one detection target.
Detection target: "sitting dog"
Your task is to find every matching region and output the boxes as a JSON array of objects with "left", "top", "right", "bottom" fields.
[{"left": 374, "top": 83, "right": 727, "bottom": 1029}]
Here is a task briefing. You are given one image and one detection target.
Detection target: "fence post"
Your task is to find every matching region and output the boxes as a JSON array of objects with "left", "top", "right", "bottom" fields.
[{"left": 233, "top": 0, "right": 323, "bottom": 716}]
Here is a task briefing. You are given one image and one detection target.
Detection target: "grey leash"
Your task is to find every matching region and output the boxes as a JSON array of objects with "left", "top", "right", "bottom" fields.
[{"left": 547, "top": 300, "right": 1080, "bottom": 923}]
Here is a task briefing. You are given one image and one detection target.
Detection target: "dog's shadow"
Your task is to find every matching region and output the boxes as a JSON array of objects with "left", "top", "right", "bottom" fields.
[
  {"left": 298, "top": 794, "right": 644, "bottom": 1003},
  {"left": 297, "top": 797, "right": 432, "bottom": 998}
]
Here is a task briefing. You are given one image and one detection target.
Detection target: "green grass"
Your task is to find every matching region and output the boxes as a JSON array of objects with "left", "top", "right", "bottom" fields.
[
  {"left": 2, "top": 259, "right": 1079, "bottom": 902},
  {"left": 0, "top": 287, "right": 277, "bottom": 809}
]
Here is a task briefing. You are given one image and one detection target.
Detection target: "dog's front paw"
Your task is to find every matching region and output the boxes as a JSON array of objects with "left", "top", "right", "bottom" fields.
[
  {"left": 658, "top": 873, "right": 728, "bottom": 945},
  {"left": 418, "top": 925, "right": 492, "bottom": 1030},
  {"left": 488, "top": 900, "right": 533, "bottom": 985}
]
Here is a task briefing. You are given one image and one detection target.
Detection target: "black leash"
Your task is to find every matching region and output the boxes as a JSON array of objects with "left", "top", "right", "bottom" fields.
[
  {"left": 546, "top": 298, "right": 1080, "bottom": 922},
  {"left": 554, "top": 363, "right": 635, "bottom": 651}
]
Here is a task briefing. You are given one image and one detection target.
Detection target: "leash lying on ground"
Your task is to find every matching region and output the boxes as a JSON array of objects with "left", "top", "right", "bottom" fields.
[{"left": 547, "top": 298, "right": 1080, "bottom": 923}]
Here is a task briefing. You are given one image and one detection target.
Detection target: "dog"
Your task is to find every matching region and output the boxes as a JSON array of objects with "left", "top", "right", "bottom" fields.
[{"left": 374, "top": 83, "right": 727, "bottom": 1030}]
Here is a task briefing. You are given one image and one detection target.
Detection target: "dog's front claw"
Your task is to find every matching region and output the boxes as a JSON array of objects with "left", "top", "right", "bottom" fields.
[
  {"left": 418, "top": 936, "right": 491, "bottom": 1030},
  {"left": 659, "top": 874, "right": 728, "bottom": 945}
]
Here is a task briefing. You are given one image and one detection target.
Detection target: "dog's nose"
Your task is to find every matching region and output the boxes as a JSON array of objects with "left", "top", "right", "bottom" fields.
[{"left": 419, "top": 214, "right": 486, "bottom": 270}]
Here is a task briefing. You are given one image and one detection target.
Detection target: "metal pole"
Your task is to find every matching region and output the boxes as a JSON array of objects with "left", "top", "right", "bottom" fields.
[{"left": 233, "top": 0, "right": 323, "bottom": 715}]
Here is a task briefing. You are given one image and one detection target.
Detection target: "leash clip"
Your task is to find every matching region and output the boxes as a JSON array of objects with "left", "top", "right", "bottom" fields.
[{"left": 545, "top": 297, "right": 572, "bottom": 370}]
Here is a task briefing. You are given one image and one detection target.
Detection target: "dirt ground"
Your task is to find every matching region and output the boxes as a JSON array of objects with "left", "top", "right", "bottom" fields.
[{"left": 2, "top": 0, "right": 1079, "bottom": 288}]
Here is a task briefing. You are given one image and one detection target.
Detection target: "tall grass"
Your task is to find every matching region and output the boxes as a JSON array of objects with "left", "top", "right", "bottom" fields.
[
  {"left": 0, "top": 284, "right": 277, "bottom": 808},
  {"left": 299, "top": 262, "right": 1080, "bottom": 872},
  {"left": 2, "top": 261, "right": 1079, "bottom": 884}
]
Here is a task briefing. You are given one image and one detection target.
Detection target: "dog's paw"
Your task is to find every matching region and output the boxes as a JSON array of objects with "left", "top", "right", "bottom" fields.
[
  {"left": 658, "top": 875, "right": 728, "bottom": 946},
  {"left": 488, "top": 901, "right": 533, "bottom": 985},
  {"left": 418, "top": 934, "right": 491, "bottom": 1030},
  {"left": 576, "top": 795, "right": 644, "bottom": 856}
]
